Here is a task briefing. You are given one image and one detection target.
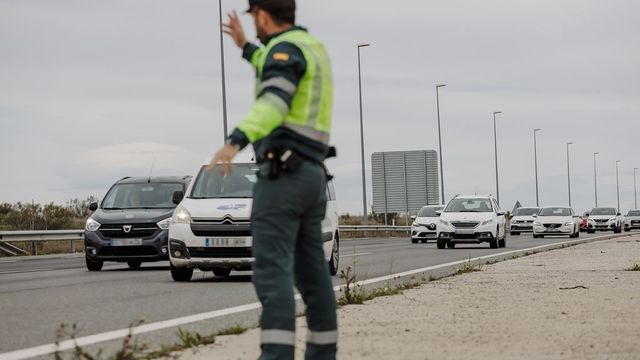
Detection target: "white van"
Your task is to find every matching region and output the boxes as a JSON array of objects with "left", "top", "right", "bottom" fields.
[{"left": 168, "top": 157, "right": 340, "bottom": 281}]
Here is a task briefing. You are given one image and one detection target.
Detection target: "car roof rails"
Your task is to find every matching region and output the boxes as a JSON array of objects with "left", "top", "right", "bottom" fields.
[{"left": 118, "top": 176, "right": 131, "bottom": 182}]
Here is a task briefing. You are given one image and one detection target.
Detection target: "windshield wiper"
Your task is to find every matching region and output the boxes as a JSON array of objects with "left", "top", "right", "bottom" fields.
[{"left": 103, "top": 207, "right": 124, "bottom": 210}]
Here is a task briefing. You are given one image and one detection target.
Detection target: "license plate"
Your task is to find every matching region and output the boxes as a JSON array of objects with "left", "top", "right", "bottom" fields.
[
  {"left": 110, "top": 238, "right": 143, "bottom": 246},
  {"left": 205, "top": 237, "right": 248, "bottom": 247},
  {"left": 425, "top": 234, "right": 437, "bottom": 238},
  {"left": 454, "top": 229, "right": 475, "bottom": 235}
]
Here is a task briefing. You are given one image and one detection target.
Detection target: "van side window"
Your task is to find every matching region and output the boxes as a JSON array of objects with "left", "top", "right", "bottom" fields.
[{"left": 328, "top": 181, "right": 336, "bottom": 201}]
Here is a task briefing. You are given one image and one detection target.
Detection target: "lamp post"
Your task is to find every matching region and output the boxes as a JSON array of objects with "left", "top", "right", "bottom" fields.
[
  {"left": 357, "top": 43, "right": 370, "bottom": 225},
  {"left": 594, "top": 152, "right": 599, "bottom": 208},
  {"left": 566, "top": 142, "right": 573, "bottom": 207},
  {"left": 218, "top": 0, "right": 228, "bottom": 139},
  {"left": 635, "top": 168, "right": 638, "bottom": 210},
  {"left": 436, "top": 84, "right": 446, "bottom": 204},
  {"left": 616, "top": 160, "right": 621, "bottom": 211},
  {"left": 533, "top": 129, "right": 541, "bottom": 206},
  {"left": 493, "top": 111, "right": 502, "bottom": 205}
]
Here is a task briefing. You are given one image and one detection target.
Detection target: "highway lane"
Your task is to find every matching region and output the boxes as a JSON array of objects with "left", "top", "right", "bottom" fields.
[{"left": 0, "top": 232, "right": 611, "bottom": 354}]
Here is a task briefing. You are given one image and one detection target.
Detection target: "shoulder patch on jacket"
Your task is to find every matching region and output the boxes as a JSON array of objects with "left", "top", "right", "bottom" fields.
[{"left": 272, "top": 52, "right": 290, "bottom": 61}]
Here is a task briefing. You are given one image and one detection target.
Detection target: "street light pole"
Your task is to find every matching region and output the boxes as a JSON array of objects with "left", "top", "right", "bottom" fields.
[
  {"left": 566, "top": 142, "right": 573, "bottom": 207},
  {"left": 634, "top": 168, "right": 638, "bottom": 210},
  {"left": 594, "top": 152, "right": 599, "bottom": 208},
  {"left": 493, "top": 111, "right": 502, "bottom": 205},
  {"left": 357, "top": 43, "right": 370, "bottom": 225},
  {"left": 533, "top": 129, "right": 541, "bottom": 207},
  {"left": 616, "top": 160, "right": 621, "bottom": 211},
  {"left": 218, "top": 0, "right": 229, "bottom": 140},
  {"left": 436, "top": 84, "right": 446, "bottom": 204}
]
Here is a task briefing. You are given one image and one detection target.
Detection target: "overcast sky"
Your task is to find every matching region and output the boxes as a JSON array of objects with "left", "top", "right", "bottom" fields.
[{"left": 1, "top": 0, "right": 639, "bottom": 215}]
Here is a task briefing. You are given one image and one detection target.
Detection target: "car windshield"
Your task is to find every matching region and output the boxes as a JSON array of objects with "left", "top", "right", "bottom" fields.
[
  {"left": 514, "top": 208, "right": 540, "bottom": 216},
  {"left": 102, "top": 183, "right": 183, "bottom": 209},
  {"left": 539, "top": 207, "right": 572, "bottom": 216},
  {"left": 627, "top": 210, "right": 640, "bottom": 216},
  {"left": 418, "top": 206, "right": 443, "bottom": 217},
  {"left": 444, "top": 199, "right": 493, "bottom": 213},
  {"left": 591, "top": 208, "right": 616, "bottom": 215},
  {"left": 190, "top": 163, "right": 258, "bottom": 199}
]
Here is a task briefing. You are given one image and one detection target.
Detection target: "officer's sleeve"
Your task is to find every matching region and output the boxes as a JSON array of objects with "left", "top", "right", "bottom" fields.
[
  {"left": 242, "top": 43, "right": 264, "bottom": 69},
  {"left": 232, "top": 42, "right": 307, "bottom": 146}
]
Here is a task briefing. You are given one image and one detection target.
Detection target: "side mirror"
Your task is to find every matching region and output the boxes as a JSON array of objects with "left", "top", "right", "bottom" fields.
[
  {"left": 435, "top": 210, "right": 443, "bottom": 216},
  {"left": 410, "top": 215, "right": 416, "bottom": 220},
  {"left": 172, "top": 191, "right": 185, "bottom": 205},
  {"left": 497, "top": 212, "right": 505, "bottom": 216},
  {"left": 617, "top": 213, "right": 622, "bottom": 216},
  {"left": 584, "top": 214, "right": 590, "bottom": 217},
  {"left": 89, "top": 202, "right": 98, "bottom": 211}
]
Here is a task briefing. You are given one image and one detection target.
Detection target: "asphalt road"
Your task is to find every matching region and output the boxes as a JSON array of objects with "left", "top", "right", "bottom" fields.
[{"left": 0, "top": 232, "right": 612, "bottom": 355}]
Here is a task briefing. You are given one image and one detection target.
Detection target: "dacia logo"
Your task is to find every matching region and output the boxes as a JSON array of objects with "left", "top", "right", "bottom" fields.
[
  {"left": 217, "top": 204, "right": 247, "bottom": 211},
  {"left": 123, "top": 225, "right": 132, "bottom": 233}
]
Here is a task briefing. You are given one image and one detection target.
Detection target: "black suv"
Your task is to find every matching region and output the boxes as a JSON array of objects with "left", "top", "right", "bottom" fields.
[{"left": 84, "top": 176, "right": 191, "bottom": 271}]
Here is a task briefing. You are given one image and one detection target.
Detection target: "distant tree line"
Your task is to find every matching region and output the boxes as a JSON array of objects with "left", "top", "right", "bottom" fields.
[{"left": 0, "top": 197, "right": 98, "bottom": 231}]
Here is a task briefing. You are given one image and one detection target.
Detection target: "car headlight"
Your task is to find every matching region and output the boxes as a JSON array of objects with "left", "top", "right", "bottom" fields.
[
  {"left": 533, "top": 221, "right": 542, "bottom": 226},
  {"left": 439, "top": 219, "right": 450, "bottom": 226},
  {"left": 510, "top": 219, "right": 516, "bottom": 224},
  {"left": 564, "top": 221, "right": 573, "bottom": 226},
  {"left": 157, "top": 217, "right": 171, "bottom": 230},
  {"left": 85, "top": 218, "right": 101, "bottom": 232},
  {"left": 481, "top": 218, "right": 494, "bottom": 226},
  {"left": 172, "top": 206, "right": 191, "bottom": 224}
]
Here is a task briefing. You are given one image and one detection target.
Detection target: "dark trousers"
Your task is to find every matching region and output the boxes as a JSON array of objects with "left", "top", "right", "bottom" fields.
[{"left": 251, "top": 161, "right": 337, "bottom": 360}]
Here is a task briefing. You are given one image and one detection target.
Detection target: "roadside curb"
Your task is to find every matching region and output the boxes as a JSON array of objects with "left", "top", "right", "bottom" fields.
[{"left": 0, "top": 253, "right": 84, "bottom": 263}]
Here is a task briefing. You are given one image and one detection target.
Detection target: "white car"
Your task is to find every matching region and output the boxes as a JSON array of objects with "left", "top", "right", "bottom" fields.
[
  {"left": 624, "top": 210, "right": 640, "bottom": 232},
  {"left": 168, "top": 158, "right": 340, "bottom": 281},
  {"left": 509, "top": 206, "right": 540, "bottom": 235},
  {"left": 532, "top": 206, "right": 581, "bottom": 238},
  {"left": 586, "top": 207, "right": 624, "bottom": 234},
  {"left": 436, "top": 195, "right": 507, "bottom": 249},
  {"left": 411, "top": 205, "right": 444, "bottom": 243}
]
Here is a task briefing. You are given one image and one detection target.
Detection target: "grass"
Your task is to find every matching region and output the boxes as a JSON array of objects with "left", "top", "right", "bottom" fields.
[
  {"left": 625, "top": 263, "right": 640, "bottom": 271},
  {"left": 455, "top": 261, "right": 483, "bottom": 275},
  {"left": 52, "top": 322, "right": 252, "bottom": 360}
]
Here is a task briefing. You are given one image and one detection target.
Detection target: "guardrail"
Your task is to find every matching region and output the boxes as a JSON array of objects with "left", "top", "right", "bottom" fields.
[{"left": 0, "top": 226, "right": 411, "bottom": 256}]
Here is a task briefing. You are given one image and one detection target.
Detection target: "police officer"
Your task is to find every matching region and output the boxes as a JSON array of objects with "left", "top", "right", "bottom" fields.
[{"left": 209, "top": 1, "right": 337, "bottom": 359}]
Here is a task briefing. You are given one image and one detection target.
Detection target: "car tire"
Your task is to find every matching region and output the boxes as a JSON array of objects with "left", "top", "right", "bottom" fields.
[
  {"left": 539, "top": 235, "right": 545, "bottom": 238},
  {"left": 446, "top": 241, "right": 456, "bottom": 249},
  {"left": 127, "top": 261, "right": 142, "bottom": 270},
  {"left": 328, "top": 235, "right": 339, "bottom": 276},
  {"left": 411, "top": 238, "right": 419, "bottom": 244},
  {"left": 625, "top": 228, "right": 630, "bottom": 232},
  {"left": 213, "top": 268, "right": 231, "bottom": 277},
  {"left": 587, "top": 230, "right": 595, "bottom": 234},
  {"left": 510, "top": 232, "right": 520, "bottom": 236},
  {"left": 498, "top": 236, "right": 506, "bottom": 248},
  {"left": 489, "top": 238, "right": 498, "bottom": 249},
  {"left": 437, "top": 239, "right": 446, "bottom": 249},
  {"left": 86, "top": 258, "right": 103, "bottom": 271},
  {"left": 170, "top": 263, "right": 193, "bottom": 282}
]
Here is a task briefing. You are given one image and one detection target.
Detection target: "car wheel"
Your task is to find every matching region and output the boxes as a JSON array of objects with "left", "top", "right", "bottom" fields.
[
  {"left": 127, "top": 261, "right": 142, "bottom": 270},
  {"left": 411, "top": 238, "right": 419, "bottom": 244},
  {"left": 86, "top": 257, "right": 103, "bottom": 271},
  {"left": 213, "top": 268, "right": 231, "bottom": 277},
  {"left": 539, "top": 235, "right": 545, "bottom": 238},
  {"left": 328, "top": 235, "right": 339, "bottom": 276},
  {"left": 625, "top": 228, "right": 630, "bottom": 232},
  {"left": 498, "top": 236, "right": 506, "bottom": 248},
  {"left": 489, "top": 238, "right": 498, "bottom": 249},
  {"left": 170, "top": 263, "right": 193, "bottom": 282},
  {"left": 446, "top": 241, "right": 456, "bottom": 249},
  {"left": 587, "top": 230, "right": 595, "bottom": 234},
  {"left": 437, "top": 238, "right": 446, "bottom": 249},
  {"left": 421, "top": 239, "right": 428, "bottom": 244},
  {"left": 510, "top": 232, "right": 520, "bottom": 236}
]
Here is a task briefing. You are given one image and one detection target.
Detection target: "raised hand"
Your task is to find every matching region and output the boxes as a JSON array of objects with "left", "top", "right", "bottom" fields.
[{"left": 222, "top": 10, "right": 248, "bottom": 49}]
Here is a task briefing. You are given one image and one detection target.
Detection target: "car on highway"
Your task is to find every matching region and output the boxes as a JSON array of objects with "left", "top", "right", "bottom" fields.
[
  {"left": 586, "top": 207, "right": 624, "bottom": 234},
  {"left": 84, "top": 176, "right": 192, "bottom": 271},
  {"left": 411, "top": 205, "right": 444, "bottom": 243},
  {"left": 624, "top": 210, "right": 640, "bottom": 232},
  {"left": 436, "top": 195, "right": 507, "bottom": 249},
  {"left": 168, "top": 158, "right": 340, "bottom": 281},
  {"left": 509, "top": 206, "right": 540, "bottom": 235},
  {"left": 532, "top": 206, "right": 581, "bottom": 238}
]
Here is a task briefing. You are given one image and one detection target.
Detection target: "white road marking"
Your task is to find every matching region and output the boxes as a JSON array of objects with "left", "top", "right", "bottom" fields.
[
  {"left": 0, "top": 234, "right": 622, "bottom": 360},
  {"left": 339, "top": 252, "right": 372, "bottom": 258},
  {"left": 0, "top": 268, "right": 52, "bottom": 275}
]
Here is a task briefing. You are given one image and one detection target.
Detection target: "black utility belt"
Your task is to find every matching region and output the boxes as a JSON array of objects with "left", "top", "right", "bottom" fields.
[{"left": 257, "top": 149, "right": 307, "bottom": 180}]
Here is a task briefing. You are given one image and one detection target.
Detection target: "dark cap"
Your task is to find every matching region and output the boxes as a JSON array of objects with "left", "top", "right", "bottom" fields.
[{"left": 246, "top": 0, "right": 296, "bottom": 21}]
